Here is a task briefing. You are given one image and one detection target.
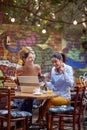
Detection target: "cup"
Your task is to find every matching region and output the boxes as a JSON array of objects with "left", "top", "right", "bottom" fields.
[
  {"left": 33, "top": 88, "right": 41, "bottom": 94},
  {"left": 47, "top": 90, "right": 53, "bottom": 94}
]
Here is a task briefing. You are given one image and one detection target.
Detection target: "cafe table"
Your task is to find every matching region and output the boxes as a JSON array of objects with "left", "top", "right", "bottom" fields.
[
  {"left": 14, "top": 90, "right": 58, "bottom": 129},
  {"left": 15, "top": 90, "right": 58, "bottom": 100}
]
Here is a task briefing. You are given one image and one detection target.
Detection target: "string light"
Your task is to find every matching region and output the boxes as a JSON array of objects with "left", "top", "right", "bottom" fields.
[
  {"left": 11, "top": 18, "right": 15, "bottom": 23},
  {"left": 82, "top": 16, "right": 86, "bottom": 28},
  {"left": 73, "top": 20, "right": 78, "bottom": 25},
  {"left": 42, "top": 29, "right": 46, "bottom": 34}
]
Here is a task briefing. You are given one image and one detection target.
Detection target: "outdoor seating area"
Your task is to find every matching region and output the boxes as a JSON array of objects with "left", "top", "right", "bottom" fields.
[
  {"left": 0, "top": 88, "right": 32, "bottom": 130},
  {"left": 0, "top": 0, "right": 87, "bottom": 130},
  {"left": 46, "top": 86, "right": 86, "bottom": 130},
  {"left": 0, "top": 83, "right": 87, "bottom": 130}
]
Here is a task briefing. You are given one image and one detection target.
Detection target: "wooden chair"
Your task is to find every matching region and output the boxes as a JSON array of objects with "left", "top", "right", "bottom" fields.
[
  {"left": 0, "top": 76, "right": 17, "bottom": 88},
  {"left": 82, "top": 88, "right": 87, "bottom": 130},
  {"left": 0, "top": 76, "right": 6, "bottom": 87},
  {"left": 0, "top": 76, "right": 19, "bottom": 110},
  {"left": 75, "top": 78, "right": 81, "bottom": 86},
  {"left": 46, "top": 86, "right": 86, "bottom": 130},
  {"left": 0, "top": 88, "right": 32, "bottom": 130}
]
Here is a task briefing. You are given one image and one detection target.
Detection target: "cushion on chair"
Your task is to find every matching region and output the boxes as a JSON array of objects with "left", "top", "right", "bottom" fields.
[
  {"left": 33, "top": 104, "right": 39, "bottom": 109},
  {"left": 11, "top": 101, "right": 18, "bottom": 108},
  {"left": 47, "top": 105, "right": 74, "bottom": 113},
  {"left": 0, "top": 110, "right": 7, "bottom": 115},
  {"left": 0, "top": 110, "right": 32, "bottom": 118}
]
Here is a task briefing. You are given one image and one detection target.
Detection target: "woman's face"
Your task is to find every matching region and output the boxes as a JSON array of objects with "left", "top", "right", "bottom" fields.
[
  {"left": 51, "top": 57, "right": 62, "bottom": 69},
  {"left": 25, "top": 53, "right": 35, "bottom": 64}
]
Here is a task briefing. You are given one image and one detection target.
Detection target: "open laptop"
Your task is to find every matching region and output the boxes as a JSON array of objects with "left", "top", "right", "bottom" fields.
[{"left": 18, "top": 76, "right": 40, "bottom": 93}]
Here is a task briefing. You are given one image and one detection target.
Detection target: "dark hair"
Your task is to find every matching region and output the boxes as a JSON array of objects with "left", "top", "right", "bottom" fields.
[
  {"left": 50, "top": 52, "right": 62, "bottom": 59},
  {"left": 22, "top": 52, "right": 29, "bottom": 60},
  {"left": 61, "top": 53, "right": 66, "bottom": 63},
  {"left": 21, "top": 52, "right": 28, "bottom": 66},
  {"left": 21, "top": 52, "right": 34, "bottom": 66}
]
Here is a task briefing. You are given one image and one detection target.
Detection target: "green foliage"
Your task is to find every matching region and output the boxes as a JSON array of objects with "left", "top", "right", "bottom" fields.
[
  {"left": 0, "top": 0, "right": 86, "bottom": 33},
  {"left": 51, "top": 0, "right": 60, "bottom": 4}
]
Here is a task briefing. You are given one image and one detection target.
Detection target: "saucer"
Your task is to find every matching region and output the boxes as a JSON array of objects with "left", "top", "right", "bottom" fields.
[{"left": 33, "top": 92, "right": 43, "bottom": 95}]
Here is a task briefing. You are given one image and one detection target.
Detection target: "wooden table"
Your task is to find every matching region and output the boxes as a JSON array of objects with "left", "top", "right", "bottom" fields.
[
  {"left": 15, "top": 91, "right": 58, "bottom": 129},
  {"left": 15, "top": 91, "right": 58, "bottom": 100}
]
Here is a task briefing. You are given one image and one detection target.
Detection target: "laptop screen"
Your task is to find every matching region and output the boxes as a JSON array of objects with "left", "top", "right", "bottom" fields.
[
  {"left": 18, "top": 76, "right": 40, "bottom": 93},
  {"left": 18, "top": 76, "right": 39, "bottom": 86}
]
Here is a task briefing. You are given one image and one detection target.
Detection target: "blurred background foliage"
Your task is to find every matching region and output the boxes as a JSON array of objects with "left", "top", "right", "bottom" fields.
[{"left": 0, "top": 0, "right": 87, "bottom": 33}]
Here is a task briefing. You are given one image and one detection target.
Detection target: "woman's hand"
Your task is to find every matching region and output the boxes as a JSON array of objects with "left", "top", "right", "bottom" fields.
[
  {"left": 60, "top": 64, "right": 65, "bottom": 73},
  {"left": 43, "top": 72, "right": 50, "bottom": 78},
  {"left": 39, "top": 81, "right": 45, "bottom": 87}
]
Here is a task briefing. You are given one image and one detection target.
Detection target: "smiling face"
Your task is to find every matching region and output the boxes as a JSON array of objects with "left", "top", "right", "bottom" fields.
[
  {"left": 22, "top": 52, "right": 35, "bottom": 66},
  {"left": 25, "top": 53, "right": 35, "bottom": 65},
  {"left": 51, "top": 57, "right": 63, "bottom": 70}
]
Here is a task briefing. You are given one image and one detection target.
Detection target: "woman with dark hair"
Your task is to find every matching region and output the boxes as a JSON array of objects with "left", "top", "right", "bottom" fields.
[
  {"left": 16, "top": 51, "right": 39, "bottom": 77},
  {"left": 14, "top": 51, "right": 42, "bottom": 127},
  {"left": 15, "top": 51, "right": 42, "bottom": 108},
  {"left": 36, "top": 52, "right": 75, "bottom": 124}
]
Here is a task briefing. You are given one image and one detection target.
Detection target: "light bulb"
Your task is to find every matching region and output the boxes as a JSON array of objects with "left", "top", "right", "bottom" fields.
[
  {"left": 73, "top": 20, "right": 77, "bottom": 25},
  {"left": 11, "top": 18, "right": 15, "bottom": 23},
  {"left": 42, "top": 29, "right": 46, "bottom": 34}
]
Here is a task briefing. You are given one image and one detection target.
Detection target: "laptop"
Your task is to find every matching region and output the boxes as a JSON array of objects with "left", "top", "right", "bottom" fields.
[{"left": 18, "top": 76, "right": 40, "bottom": 93}]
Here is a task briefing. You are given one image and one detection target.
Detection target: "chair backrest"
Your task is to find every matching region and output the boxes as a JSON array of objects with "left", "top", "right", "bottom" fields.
[
  {"left": 0, "top": 76, "right": 6, "bottom": 87},
  {"left": 71, "top": 86, "right": 86, "bottom": 115},
  {"left": 0, "top": 88, "right": 15, "bottom": 128},
  {"left": 0, "top": 76, "right": 17, "bottom": 89},
  {"left": 4, "top": 79, "right": 17, "bottom": 89},
  {"left": 4, "top": 77, "right": 17, "bottom": 89}
]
